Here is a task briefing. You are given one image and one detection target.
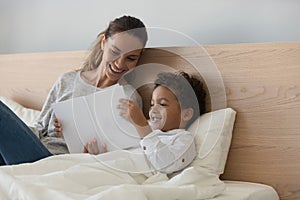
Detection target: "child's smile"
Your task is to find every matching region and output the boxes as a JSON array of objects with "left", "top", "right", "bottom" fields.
[{"left": 149, "top": 86, "right": 182, "bottom": 131}]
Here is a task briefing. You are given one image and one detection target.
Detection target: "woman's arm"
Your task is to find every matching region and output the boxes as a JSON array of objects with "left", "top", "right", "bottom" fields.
[{"left": 34, "top": 79, "right": 61, "bottom": 138}]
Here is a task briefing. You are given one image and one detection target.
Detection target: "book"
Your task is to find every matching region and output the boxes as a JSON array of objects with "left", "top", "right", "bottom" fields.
[{"left": 52, "top": 84, "right": 140, "bottom": 153}]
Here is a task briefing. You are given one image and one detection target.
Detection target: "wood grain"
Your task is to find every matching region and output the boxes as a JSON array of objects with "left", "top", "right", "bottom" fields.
[
  {"left": 0, "top": 42, "right": 299, "bottom": 200},
  {"left": 0, "top": 51, "right": 87, "bottom": 110},
  {"left": 206, "top": 42, "right": 300, "bottom": 200}
]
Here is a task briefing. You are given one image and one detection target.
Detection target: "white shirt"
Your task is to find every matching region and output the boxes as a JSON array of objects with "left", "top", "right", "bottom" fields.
[{"left": 140, "top": 129, "right": 196, "bottom": 174}]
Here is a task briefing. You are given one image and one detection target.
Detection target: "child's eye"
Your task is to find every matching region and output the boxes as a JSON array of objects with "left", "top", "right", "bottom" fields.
[
  {"left": 150, "top": 103, "right": 167, "bottom": 107},
  {"left": 127, "top": 56, "right": 138, "bottom": 61},
  {"left": 160, "top": 103, "right": 167, "bottom": 107}
]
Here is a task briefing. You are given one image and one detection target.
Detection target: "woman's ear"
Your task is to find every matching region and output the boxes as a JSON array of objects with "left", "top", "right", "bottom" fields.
[
  {"left": 182, "top": 108, "right": 194, "bottom": 122},
  {"left": 100, "top": 34, "right": 106, "bottom": 50}
]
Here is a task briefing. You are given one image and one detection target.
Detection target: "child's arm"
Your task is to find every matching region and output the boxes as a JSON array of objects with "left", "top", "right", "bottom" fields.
[{"left": 118, "top": 98, "right": 152, "bottom": 139}]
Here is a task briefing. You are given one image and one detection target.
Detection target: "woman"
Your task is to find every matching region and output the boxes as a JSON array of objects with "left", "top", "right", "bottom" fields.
[{"left": 0, "top": 15, "right": 148, "bottom": 165}]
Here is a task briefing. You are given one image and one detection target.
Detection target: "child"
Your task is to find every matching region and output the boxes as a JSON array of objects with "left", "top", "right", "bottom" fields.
[{"left": 118, "top": 71, "right": 206, "bottom": 174}]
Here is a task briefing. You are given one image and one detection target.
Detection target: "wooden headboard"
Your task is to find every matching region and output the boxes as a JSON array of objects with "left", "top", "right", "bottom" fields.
[{"left": 0, "top": 42, "right": 299, "bottom": 200}]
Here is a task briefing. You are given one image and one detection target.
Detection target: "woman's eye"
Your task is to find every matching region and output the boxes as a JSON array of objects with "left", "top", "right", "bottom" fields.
[
  {"left": 111, "top": 49, "right": 119, "bottom": 55},
  {"left": 160, "top": 103, "right": 167, "bottom": 107}
]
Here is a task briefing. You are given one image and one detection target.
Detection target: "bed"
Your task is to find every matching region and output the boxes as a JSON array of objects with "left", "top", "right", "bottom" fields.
[{"left": 0, "top": 42, "right": 299, "bottom": 200}]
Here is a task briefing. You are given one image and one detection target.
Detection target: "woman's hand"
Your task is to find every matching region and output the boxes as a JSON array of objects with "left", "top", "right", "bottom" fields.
[
  {"left": 118, "top": 98, "right": 148, "bottom": 127},
  {"left": 83, "top": 138, "right": 107, "bottom": 155},
  {"left": 54, "top": 118, "right": 63, "bottom": 137}
]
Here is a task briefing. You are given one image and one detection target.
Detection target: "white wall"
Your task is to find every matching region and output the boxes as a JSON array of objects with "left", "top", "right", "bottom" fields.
[{"left": 0, "top": 0, "right": 299, "bottom": 54}]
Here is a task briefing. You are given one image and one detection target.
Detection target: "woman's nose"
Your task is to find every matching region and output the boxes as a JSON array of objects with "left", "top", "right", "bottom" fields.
[{"left": 114, "top": 56, "right": 128, "bottom": 70}]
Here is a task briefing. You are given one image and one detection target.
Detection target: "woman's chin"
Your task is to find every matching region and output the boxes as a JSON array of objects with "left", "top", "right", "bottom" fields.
[{"left": 106, "top": 69, "right": 123, "bottom": 82}]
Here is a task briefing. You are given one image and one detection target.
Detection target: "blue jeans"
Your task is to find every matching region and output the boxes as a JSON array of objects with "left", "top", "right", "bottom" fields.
[{"left": 0, "top": 101, "right": 52, "bottom": 165}]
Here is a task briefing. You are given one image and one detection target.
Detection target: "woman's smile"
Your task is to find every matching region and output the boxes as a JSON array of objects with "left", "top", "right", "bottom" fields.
[{"left": 109, "top": 63, "right": 125, "bottom": 74}]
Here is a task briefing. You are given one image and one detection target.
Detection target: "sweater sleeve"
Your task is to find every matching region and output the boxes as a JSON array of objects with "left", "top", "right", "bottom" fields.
[
  {"left": 34, "top": 72, "right": 78, "bottom": 139},
  {"left": 34, "top": 78, "right": 61, "bottom": 138},
  {"left": 140, "top": 129, "right": 196, "bottom": 174}
]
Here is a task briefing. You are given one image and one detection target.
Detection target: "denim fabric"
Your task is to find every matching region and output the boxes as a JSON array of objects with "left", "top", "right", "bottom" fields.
[{"left": 0, "top": 101, "right": 52, "bottom": 165}]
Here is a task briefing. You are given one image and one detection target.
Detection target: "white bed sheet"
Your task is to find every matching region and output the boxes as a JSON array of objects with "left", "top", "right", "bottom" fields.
[
  {"left": 211, "top": 181, "right": 279, "bottom": 200},
  {"left": 0, "top": 97, "right": 280, "bottom": 200},
  {"left": 0, "top": 152, "right": 280, "bottom": 200}
]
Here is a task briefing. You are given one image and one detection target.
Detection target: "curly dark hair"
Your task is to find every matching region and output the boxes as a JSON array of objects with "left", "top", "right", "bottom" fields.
[{"left": 154, "top": 71, "right": 206, "bottom": 128}]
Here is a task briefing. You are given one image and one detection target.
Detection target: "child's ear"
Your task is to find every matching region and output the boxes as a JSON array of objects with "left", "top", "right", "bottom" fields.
[{"left": 182, "top": 108, "right": 194, "bottom": 122}]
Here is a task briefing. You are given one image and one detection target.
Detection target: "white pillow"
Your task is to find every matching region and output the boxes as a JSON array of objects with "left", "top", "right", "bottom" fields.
[
  {"left": 188, "top": 108, "right": 236, "bottom": 175},
  {"left": 0, "top": 96, "right": 41, "bottom": 127}
]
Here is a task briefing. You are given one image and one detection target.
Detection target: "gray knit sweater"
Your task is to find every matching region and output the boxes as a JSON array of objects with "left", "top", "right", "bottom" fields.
[{"left": 33, "top": 71, "right": 142, "bottom": 155}]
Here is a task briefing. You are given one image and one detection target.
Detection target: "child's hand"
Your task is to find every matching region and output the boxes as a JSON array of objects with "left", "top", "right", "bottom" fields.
[
  {"left": 53, "top": 118, "right": 63, "bottom": 137},
  {"left": 118, "top": 98, "right": 148, "bottom": 127},
  {"left": 83, "top": 138, "right": 107, "bottom": 155}
]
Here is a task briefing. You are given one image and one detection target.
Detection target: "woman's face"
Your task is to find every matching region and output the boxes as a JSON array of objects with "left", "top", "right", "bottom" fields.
[
  {"left": 101, "top": 33, "right": 144, "bottom": 83},
  {"left": 149, "top": 86, "right": 183, "bottom": 132}
]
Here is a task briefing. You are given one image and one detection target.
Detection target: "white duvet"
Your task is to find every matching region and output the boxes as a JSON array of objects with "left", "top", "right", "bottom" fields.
[{"left": 0, "top": 150, "right": 225, "bottom": 200}]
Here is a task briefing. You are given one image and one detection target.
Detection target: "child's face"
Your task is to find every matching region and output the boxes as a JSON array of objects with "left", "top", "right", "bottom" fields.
[{"left": 149, "top": 85, "right": 183, "bottom": 131}]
